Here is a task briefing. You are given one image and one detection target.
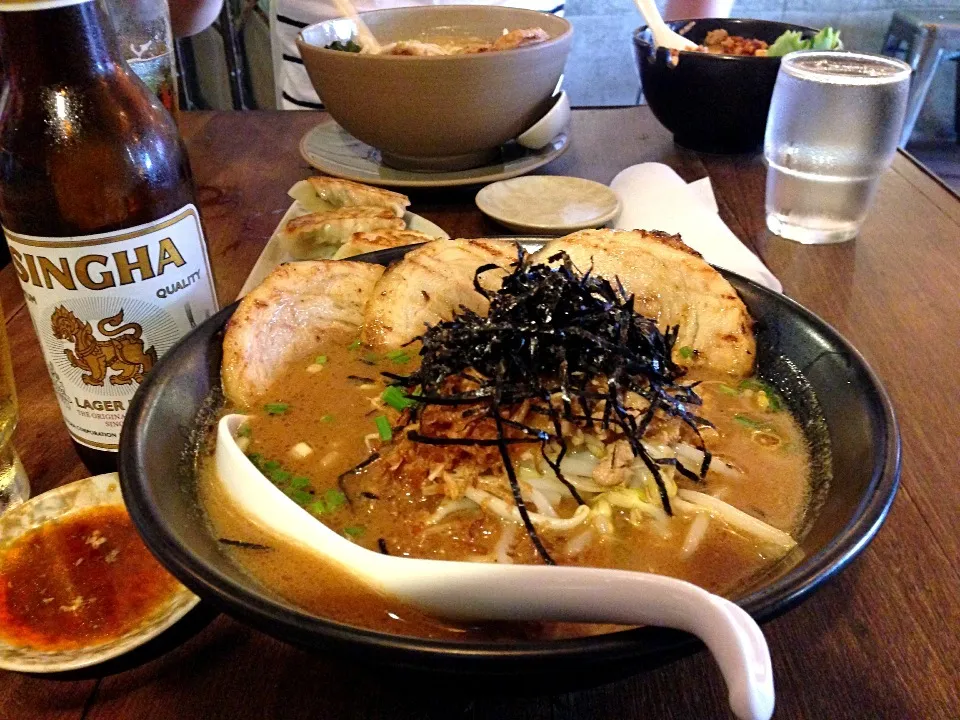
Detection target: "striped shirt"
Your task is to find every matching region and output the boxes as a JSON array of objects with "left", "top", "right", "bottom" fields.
[{"left": 274, "top": 0, "right": 566, "bottom": 110}]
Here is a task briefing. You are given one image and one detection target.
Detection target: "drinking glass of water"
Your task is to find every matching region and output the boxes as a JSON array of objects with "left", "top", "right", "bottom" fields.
[
  {"left": 764, "top": 51, "right": 912, "bottom": 244},
  {"left": 0, "top": 299, "right": 28, "bottom": 515}
]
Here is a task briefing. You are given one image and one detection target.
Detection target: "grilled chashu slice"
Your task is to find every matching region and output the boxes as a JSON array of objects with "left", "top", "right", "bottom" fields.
[
  {"left": 361, "top": 238, "right": 518, "bottom": 351},
  {"left": 532, "top": 229, "right": 756, "bottom": 377},
  {"left": 222, "top": 260, "right": 384, "bottom": 407}
]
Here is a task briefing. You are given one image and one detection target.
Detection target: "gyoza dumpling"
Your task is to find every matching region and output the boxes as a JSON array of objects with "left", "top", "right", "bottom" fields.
[
  {"left": 331, "top": 229, "right": 439, "bottom": 260},
  {"left": 288, "top": 177, "right": 410, "bottom": 218},
  {"left": 278, "top": 207, "right": 405, "bottom": 260}
]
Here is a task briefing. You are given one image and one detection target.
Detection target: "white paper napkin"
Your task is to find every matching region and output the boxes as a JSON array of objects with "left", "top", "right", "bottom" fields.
[{"left": 610, "top": 164, "right": 782, "bottom": 292}]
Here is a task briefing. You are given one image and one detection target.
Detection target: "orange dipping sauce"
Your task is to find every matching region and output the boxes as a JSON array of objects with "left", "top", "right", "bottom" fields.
[{"left": 0, "top": 505, "right": 180, "bottom": 651}]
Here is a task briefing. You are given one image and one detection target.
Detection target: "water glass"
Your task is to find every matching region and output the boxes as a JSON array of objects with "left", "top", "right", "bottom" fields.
[
  {"left": 763, "top": 51, "right": 912, "bottom": 244},
  {"left": 104, "top": 0, "right": 179, "bottom": 116},
  {"left": 0, "top": 299, "right": 28, "bottom": 515}
]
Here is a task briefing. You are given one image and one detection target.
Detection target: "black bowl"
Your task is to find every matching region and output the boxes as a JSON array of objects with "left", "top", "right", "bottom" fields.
[
  {"left": 119, "top": 247, "right": 900, "bottom": 683},
  {"left": 634, "top": 18, "right": 818, "bottom": 153}
]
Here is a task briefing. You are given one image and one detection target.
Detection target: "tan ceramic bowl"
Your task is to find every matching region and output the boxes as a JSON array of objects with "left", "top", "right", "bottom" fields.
[{"left": 297, "top": 6, "right": 572, "bottom": 171}]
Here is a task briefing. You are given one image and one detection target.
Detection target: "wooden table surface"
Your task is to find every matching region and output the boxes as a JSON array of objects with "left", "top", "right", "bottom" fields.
[{"left": 2, "top": 108, "right": 958, "bottom": 719}]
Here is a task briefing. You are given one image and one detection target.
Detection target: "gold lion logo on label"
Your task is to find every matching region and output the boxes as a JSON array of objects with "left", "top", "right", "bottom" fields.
[{"left": 50, "top": 306, "right": 158, "bottom": 387}]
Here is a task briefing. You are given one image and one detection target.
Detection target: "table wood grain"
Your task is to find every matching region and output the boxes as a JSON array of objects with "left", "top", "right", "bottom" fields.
[{"left": 2, "top": 108, "right": 958, "bottom": 720}]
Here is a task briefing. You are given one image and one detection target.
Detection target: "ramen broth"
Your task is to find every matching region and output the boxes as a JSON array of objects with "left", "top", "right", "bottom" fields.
[{"left": 198, "top": 334, "right": 812, "bottom": 640}]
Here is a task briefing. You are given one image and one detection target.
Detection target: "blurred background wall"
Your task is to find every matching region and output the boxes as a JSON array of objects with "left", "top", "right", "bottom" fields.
[{"left": 185, "top": 0, "right": 958, "bottom": 144}]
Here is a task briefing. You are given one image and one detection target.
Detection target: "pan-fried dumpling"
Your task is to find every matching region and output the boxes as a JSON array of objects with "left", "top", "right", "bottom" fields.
[
  {"left": 331, "top": 229, "right": 440, "bottom": 260},
  {"left": 288, "top": 177, "right": 409, "bottom": 217},
  {"left": 277, "top": 207, "right": 405, "bottom": 260},
  {"left": 532, "top": 229, "right": 756, "bottom": 377},
  {"left": 362, "top": 239, "right": 518, "bottom": 351},
  {"left": 221, "top": 260, "right": 384, "bottom": 408}
]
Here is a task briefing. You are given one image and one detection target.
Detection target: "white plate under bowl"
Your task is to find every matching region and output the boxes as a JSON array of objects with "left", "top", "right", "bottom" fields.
[
  {"left": 476, "top": 176, "right": 621, "bottom": 234},
  {"left": 299, "top": 118, "right": 570, "bottom": 189},
  {"left": 0, "top": 473, "right": 199, "bottom": 674}
]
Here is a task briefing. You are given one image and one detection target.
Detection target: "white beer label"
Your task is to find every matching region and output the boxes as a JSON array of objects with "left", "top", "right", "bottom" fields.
[{"left": 3, "top": 205, "right": 219, "bottom": 451}]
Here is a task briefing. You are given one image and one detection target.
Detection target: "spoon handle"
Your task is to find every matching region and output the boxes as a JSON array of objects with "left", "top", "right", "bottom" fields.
[{"left": 396, "top": 565, "right": 774, "bottom": 720}]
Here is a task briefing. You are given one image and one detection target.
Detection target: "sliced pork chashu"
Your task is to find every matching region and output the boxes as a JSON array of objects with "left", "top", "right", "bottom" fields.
[
  {"left": 532, "top": 229, "right": 755, "bottom": 377},
  {"left": 222, "top": 261, "right": 384, "bottom": 407},
  {"left": 361, "top": 239, "right": 517, "bottom": 351}
]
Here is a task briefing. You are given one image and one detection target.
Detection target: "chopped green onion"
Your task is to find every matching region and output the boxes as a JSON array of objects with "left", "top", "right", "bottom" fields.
[
  {"left": 324, "top": 489, "right": 347, "bottom": 511},
  {"left": 382, "top": 386, "right": 415, "bottom": 411},
  {"left": 237, "top": 424, "right": 252, "bottom": 438},
  {"left": 264, "top": 402, "right": 289, "bottom": 415},
  {"left": 262, "top": 459, "right": 281, "bottom": 473},
  {"left": 246, "top": 452, "right": 263, "bottom": 468},
  {"left": 678, "top": 346, "right": 694, "bottom": 359},
  {"left": 290, "top": 476, "right": 311, "bottom": 489},
  {"left": 290, "top": 489, "right": 313, "bottom": 506},
  {"left": 718, "top": 384, "right": 739, "bottom": 396},
  {"left": 343, "top": 526, "right": 365, "bottom": 537},
  {"left": 348, "top": 338, "right": 361, "bottom": 350},
  {"left": 306, "top": 500, "right": 327, "bottom": 515},
  {"left": 385, "top": 348, "right": 411, "bottom": 363},
  {"left": 734, "top": 414, "right": 771, "bottom": 430},
  {"left": 320, "top": 414, "right": 334, "bottom": 423},
  {"left": 269, "top": 469, "right": 291, "bottom": 484},
  {"left": 374, "top": 415, "right": 392, "bottom": 441},
  {"left": 314, "top": 355, "right": 328, "bottom": 365}
]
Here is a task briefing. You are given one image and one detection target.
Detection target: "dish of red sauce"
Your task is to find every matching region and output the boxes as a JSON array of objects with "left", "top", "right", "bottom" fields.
[{"left": 0, "top": 505, "right": 180, "bottom": 651}]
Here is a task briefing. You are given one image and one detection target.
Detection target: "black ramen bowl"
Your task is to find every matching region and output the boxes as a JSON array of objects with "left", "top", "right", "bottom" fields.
[
  {"left": 119, "top": 245, "right": 900, "bottom": 685},
  {"left": 634, "top": 19, "right": 819, "bottom": 153}
]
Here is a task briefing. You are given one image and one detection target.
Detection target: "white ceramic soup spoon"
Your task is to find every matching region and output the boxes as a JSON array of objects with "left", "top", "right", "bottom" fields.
[
  {"left": 217, "top": 414, "right": 774, "bottom": 720},
  {"left": 633, "top": 0, "right": 697, "bottom": 51}
]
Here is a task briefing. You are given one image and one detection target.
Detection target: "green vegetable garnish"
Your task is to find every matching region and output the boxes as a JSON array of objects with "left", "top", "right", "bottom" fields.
[
  {"left": 246, "top": 452, "right": 263, "bottom": 469},
  {"left": 320, "top": 414, "right": 334, "bottom": 423},
  {"left": 363, "top": 352, "right": 380, "bottom": 364},
  {"left": 767, "top": 27, "right": 841, "bottom": 57},
  {"left": 290, "top": 476, "right": 311, "bottom": 490},
  {"left": 237, "top": 424, "right": 252, "bottom": 438},
  {"left": 262, "top": 459, "right": 281, "bottom": 473},
  {"left": 264, "top": 402, "right": 289, "bottom": 415},
  {"left": 717, "top": 383, "right": 739, "bottom": 396},
  {"left": 324, "top": 489, "right": 347, "bottom": 511},
  {"left": 374, "top": 415, "right": 392, "bottom": 441},
  {"left": 307, "top": 500, "right": 327, "bottom": 515},
  {"left": 269, "top": 468, "right": 291, "bottom": 484},
  {"left": 678, "top": 346, "right": 694, "bottom": 360},
  {"left": 734, "top": 414, "right": 771, "bottom": 430},
  {"left": 290, "top": 489, "right": 313, "bottom": 506},
  {"left": 382, "top": 386, "right": 415, "bottom": 411},
  {"left": 385, "top": 349, "right": 412, "bottom": 364},
  {"left": 314, "top": 355, "right": 328, "bottom": 365},
  {"left": 348, "top": 338, "right": 361, "bottom": 350},
  {"left": 326, "top": 38, "right": 362, "bottom": 53},
  {"left": 343, "top": 526, "right": 365, "bottom": 537}
]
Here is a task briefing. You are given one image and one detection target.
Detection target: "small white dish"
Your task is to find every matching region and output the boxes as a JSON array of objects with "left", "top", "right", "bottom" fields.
[
  {"left": 517, "top": 90, "right": 571, "bottom": 150},
  {"left": 476, "top": 176, "right": 622, "bottom": 235},
  {"left": 300, "top": 118, "right": 570, "bottom": 189},
  {"left": 0, "top": 473, "right": 199, "bottom": 674}
]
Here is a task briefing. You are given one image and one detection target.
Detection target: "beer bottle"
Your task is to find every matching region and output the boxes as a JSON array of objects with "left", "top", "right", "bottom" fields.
[{"left": 0, "top": 0, "right": 219, "bottom": 474}]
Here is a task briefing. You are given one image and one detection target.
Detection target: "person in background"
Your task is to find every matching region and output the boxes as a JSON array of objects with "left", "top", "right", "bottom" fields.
[{"left": 662, "top": 0, "right": 733, "bottom": 21}]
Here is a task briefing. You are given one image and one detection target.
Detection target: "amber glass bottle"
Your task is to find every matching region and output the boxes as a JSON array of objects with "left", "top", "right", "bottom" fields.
[{"left": 0, "top": 0, "right": 219, "bottom": 474}]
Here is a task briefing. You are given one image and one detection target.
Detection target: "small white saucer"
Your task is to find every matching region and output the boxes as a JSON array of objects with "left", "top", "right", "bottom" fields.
[
  {"left": 476, "top": 176, "right": 622, "bottom": 234},
  {"left": 300, "top": 118, "right": 570, "bottom": 189},
  {"left": 0, "top": 473, "right": 199, "bottom": 673}
]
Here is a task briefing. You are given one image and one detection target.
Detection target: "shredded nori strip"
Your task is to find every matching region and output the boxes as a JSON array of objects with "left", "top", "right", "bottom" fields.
[
  {"left": 337, "top": 451, "right": 381, "bottom": 505},
  {"left": 387, "top": 248, "right": 710, "bottom": 565},
  {"left": 218, "top": 538, "right": 271, "bottom": 551},
  {"left": 377, "top": 538, "right": 390, "bottom": 555}
]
